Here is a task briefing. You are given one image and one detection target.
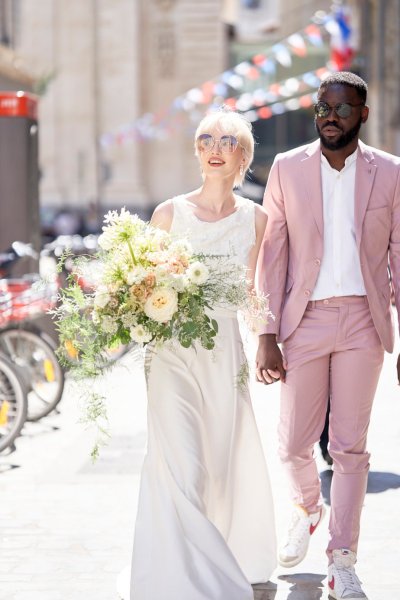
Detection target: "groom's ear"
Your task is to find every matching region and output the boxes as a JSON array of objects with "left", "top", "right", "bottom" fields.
[{"left": 361, "top": 105, "right": 369, "bottom": 123}]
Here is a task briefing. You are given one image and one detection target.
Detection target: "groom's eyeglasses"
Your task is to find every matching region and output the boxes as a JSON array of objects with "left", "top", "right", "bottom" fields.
[
  {"left": 196, "top": 133, "right": 239, "bottom": 153},
  {"left": 314, "top": 101, "right": 365, "bottom": 119}
]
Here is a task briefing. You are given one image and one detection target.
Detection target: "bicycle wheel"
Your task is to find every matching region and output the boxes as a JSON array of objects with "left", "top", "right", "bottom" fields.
[
  {"left": 0, "top": 354, "right": 27, "bottom": 452},
  {"left": 0, "top": 326, "right": 65, "bottom": 421}
]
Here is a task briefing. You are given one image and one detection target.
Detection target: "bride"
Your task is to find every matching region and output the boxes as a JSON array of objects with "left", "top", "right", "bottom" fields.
[{"left": 121, "top": 107, "right": 276, "bottom": 599}]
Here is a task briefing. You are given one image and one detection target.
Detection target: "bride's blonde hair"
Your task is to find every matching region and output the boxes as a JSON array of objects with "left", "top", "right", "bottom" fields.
[{"left": 194, "top": 106, "right": 254, "bottom": 187}]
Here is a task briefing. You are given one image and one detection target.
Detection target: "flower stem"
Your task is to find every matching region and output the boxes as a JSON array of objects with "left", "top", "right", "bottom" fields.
[{"left": 127, "top": 240, "right": 137, "bottom": 266}]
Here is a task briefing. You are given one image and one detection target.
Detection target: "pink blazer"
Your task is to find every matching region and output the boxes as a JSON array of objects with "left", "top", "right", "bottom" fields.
[{"left": 258, "top": 139, "right": 400, "bottom": 353}]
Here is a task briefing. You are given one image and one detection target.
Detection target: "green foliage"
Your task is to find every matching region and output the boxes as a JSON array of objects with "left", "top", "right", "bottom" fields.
[{"left": 52, "top": 209, "right": 272, "bottom": 459}]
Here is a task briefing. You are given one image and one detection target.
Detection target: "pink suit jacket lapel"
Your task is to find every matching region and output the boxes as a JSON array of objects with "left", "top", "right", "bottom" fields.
[
  {"left": 354, "top": 141, "right": 377, "bottom": 249},
  {"left": 302, "top": 140, "right": 324, "bottom": 239}
]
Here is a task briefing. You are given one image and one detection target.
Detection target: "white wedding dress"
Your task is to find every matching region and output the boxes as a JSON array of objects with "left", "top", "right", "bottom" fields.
[{"left": 128, "top": 196, "right": 276, "bottom": 599}]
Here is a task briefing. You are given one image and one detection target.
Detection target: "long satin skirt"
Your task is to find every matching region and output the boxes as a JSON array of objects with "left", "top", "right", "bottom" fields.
[{"left": 130, "top": 311, "right": 276, "bottom": 599}]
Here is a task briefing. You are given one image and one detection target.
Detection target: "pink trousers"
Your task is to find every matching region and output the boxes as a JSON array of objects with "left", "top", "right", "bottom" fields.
[{"left": 280, "top": 296, "right": 384, "bottom": 555}]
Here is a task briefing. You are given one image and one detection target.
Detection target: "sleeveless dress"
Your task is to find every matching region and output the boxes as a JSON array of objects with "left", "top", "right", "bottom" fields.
[{"left": 129, "top": 195, "right": 276, "bottom": 599}]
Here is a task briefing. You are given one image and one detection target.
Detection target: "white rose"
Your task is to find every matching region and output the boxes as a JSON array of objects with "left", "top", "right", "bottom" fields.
[
  {"left": 144, "top": 287, "right": 178, "bottom": 323},
  {"left": 186, "top": 261, "right": 209, "bottom": 285},
  {"left": 94, "top": 286, "right": 111, "bottom": 309},
  {"left": 130, "top": 325, "right": 152, "bottom": 344}
]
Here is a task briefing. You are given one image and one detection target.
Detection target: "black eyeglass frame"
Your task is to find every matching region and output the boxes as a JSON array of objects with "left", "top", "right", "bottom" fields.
[{"left": 314, "top": 101, "right": 365, "bottom": 119}]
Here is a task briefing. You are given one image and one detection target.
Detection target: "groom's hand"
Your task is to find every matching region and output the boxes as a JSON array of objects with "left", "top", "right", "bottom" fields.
[{"left": 256, "top": 333, "right": 286, "bottom": 384}]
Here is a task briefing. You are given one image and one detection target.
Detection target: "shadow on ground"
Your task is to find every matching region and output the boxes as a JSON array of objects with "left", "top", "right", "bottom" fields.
[
  {"left": 320, "top": 469, "right": 400, "bottom": 505},
  {"left": 276, "top": 573, "right": 325, "bottom": 599},
  {"left": 253, "top": 580, "right": 277, "bottom": 599}
]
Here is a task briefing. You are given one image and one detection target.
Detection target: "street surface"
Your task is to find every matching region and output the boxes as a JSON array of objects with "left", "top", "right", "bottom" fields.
[{"left": 0, "top": 335, "right": 399, "bottom": 600}]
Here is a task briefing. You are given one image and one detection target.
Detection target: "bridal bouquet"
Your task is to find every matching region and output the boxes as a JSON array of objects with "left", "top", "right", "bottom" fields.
[
  {"left": 53, "top": 208, "right": 271, "bottom": 458},
  {"left": 55, "top": 208, "right": 269, "bottom": 374}
]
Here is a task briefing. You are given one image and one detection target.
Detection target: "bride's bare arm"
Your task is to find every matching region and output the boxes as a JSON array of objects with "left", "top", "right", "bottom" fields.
[
  {"left": 247, "top": 203, "right": 268, "bottom": 289},
  {"left": 150, "top": 200, "right": 174, "bottom": 232}
]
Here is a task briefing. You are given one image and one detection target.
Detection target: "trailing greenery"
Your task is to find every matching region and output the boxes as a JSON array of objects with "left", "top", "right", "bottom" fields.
[{"left": 52, "top": 209, "right": 271, "bottom": 458}]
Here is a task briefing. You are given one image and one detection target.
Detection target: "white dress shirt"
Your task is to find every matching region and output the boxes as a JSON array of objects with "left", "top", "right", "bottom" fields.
[{"left": 311, "top": 148, "right": 366, "bottom": 300}]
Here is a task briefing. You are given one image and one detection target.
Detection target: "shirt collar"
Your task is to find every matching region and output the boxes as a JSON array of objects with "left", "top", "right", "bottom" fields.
[{"left": 321, "top": 147, "right": 358, "bottom": 171}]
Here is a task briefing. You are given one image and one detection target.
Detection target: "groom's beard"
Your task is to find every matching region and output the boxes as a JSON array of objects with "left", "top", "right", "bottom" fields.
[{"left": 315, "top": 116, "right": 363, "bottom": 151}]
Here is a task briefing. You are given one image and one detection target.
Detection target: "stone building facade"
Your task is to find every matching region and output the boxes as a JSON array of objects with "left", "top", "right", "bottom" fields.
[
  {"left": 0, "top": 0, "right": 34, "bottom": 90},
  {"left": 12, "top": 0, "right": 227, "bottom": 219},
  {"left": 3, "top": 0, "right": 400, "bottom": 221}
]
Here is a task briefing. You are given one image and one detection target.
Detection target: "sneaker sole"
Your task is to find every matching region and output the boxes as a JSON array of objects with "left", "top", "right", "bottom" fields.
[
  {"left": 278, "top": 554, "right": 307, "bottom": 568},
  {"left": 328, "top": 591, "right": 367, "bottom": 600},
  {"left": 278, "top": 505, "right": 326, "bottom": 568},
  {"left": 278, "top": 546, "right": 313, "bottom": 568}
]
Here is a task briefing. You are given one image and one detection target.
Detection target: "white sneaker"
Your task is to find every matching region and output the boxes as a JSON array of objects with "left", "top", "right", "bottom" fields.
[
  {"left": 278, "top": 504, "right": 326, "bottom": 568},
  {"left": 328, "top": 549, "right": 368, "bottom": 599}
]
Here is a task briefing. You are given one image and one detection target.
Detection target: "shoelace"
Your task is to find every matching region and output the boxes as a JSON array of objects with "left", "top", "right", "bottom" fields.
[{"left": 335, "top": 564, "right": 363, "bottom": 593}]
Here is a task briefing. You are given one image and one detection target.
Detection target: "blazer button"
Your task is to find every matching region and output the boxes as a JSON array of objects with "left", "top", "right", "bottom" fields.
[
  {"left": 314, "top": 258, "right": 321, "bottom": 266},
  {"left": 304, "top": 289, "right": 311, "bottom": 297}
]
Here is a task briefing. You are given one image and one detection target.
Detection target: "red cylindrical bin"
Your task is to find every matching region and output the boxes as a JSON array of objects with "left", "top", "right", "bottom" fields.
[
  {"left": 0, "top": 91, "right": 40, "bottom": 275},
  {"left": 0, "top": 91, "right": 38, "bottom": 120}
]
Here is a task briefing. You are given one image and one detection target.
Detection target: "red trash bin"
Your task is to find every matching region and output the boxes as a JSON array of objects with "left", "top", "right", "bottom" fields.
[{"left": 0, "top": 91, "right": 40, "bottom": 274}]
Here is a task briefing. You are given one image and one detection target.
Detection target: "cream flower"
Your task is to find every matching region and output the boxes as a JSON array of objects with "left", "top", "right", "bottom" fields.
[
  {"left": 101, "top": 315, "right": 118, "bottom": 335},
  {"left": 121, "top": 312, "right": 138, "bottom": 328},
  {"left": 97, "top": 231, "right": 114, "bottom": 251},
  {"left": 186, "top": 261, "right": 209, "bottom": 285},
  {"left": 144, "top": 287, "right": 178, "bottom": 323},
  {"left": 170, "top": 274, "right": 189, "bottom": 292},
  {"left": 126, "top": 266, "right": 147, "bottom": 285},
  {"left": 94, "top": 285, "right": 111, "bottom": 309},
  {"left": 154, "top": 264, "right": 170, "bottom": 282},
  {"left": 170, "top": 239, "right": 193, "bottom": 255},
  {"left": 130, "top": 324, "right": 152, "bottom": 344}
]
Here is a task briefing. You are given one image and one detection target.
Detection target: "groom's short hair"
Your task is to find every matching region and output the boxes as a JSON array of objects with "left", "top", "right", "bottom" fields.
[{"left": 319, "top": 71, "right": 368, "bottom": 103}]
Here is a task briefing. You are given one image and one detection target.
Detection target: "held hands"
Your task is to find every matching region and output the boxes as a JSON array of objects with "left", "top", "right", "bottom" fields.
[{"left": 256, "top": 333, "right": 287, "bottom": 385}]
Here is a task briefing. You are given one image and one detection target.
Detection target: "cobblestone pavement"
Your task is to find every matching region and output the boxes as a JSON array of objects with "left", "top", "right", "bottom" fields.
[{"left": 0, "top": 340, "right": 399, "bottom": 600}]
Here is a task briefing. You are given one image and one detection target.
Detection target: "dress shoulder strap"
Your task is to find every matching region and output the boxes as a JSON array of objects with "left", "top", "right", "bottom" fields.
[{"left": 170, "top": 195, "right": 193, "bottom": 233}]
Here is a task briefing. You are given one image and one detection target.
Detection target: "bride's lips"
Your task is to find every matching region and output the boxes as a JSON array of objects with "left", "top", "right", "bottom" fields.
[{"left": 208, "top": 156, "right": 225, "bottom": 166}]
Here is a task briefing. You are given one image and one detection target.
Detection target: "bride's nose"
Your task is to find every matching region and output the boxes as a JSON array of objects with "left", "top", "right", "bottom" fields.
[{"left": 213, "top": 140, "right": 223, "bottom": 153}]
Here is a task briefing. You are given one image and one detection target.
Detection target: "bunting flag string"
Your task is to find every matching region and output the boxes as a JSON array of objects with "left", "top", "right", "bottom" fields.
[
  {"left": 217, "top": 66, "right": 331, "bottom": 118},
  {"left": 250, "top": 90, "right": 316, "bottom": 122},
  {"left": 100, "top": 9, "right": 354, "bottom": 148}
]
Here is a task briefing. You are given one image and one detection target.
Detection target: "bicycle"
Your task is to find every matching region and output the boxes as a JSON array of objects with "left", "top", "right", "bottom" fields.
[
  {"left": 0, "top": 243, "right": 65, "bottom": 422},
  {"left": 0, "top": 295, "right": 28, "bottom": 452},
  {"left": 0, "top": 275, "right": 65, "bottom": 422}
]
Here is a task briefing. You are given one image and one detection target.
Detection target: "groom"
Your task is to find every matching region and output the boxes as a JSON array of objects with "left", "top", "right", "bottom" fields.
[{"left": 256, "top": 71, "right": 400, "bottom": 600}]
